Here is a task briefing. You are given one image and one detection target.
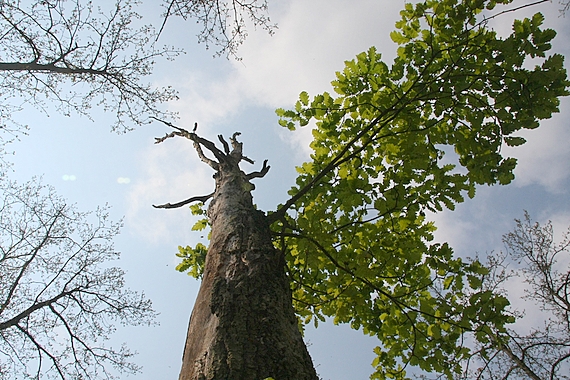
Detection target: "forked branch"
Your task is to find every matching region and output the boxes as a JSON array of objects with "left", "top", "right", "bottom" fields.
[
  {"left": 152, "top": 119, "right": 271, "bottom": 210},
  {"left": 246, "top": 160, "right": 270, "bottom": 180},
  {"left": 152, "top": 117, "right": 226, "bottom": 168}
]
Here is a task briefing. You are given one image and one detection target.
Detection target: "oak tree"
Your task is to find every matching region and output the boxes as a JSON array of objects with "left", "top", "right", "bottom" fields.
[{"left": 163, "top": 0, "right": 569, "bottom": 379}]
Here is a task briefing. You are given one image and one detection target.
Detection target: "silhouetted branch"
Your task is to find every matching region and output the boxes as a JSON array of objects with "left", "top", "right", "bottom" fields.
[
  {"left": 152, "top": 117, "right": 227, "bottom": 169},
  {"left": 218, "top": 134, "right": 230, "bottom": 154},
  {"left": 246, "top": 160, "right": 270, "bottom": 180},
  {"left": 153, "top": 193, "right": 214, "bottom": 209},
  {"left": 0, "top": 0, "right": 180, "bottom": 133},
  {"left": 157, "top": 0, "right": 276, "bottom": 58}
]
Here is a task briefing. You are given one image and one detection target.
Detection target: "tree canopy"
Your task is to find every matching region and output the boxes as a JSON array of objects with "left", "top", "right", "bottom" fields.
[
  {"left": 175, "top": 0, "right": 569, "bottom": 378},
  {"left": 272, "top": 0, "right": 568, "bottom": 377}
]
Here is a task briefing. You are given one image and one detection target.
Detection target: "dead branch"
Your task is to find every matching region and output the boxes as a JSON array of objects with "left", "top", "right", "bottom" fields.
[
  {"left": 192, "top": 141, "right": 219, "bottom": 170},
  {"left": 152, "top": 117, "right": 227, "bottom": 168},
  {"left": 227, "top": 132, "right": 254, "bottom": 164},
  {"left": 153, "top": 192, "right": 214, "bottom": 209},
  {"left": 246, "top": 160, "right": 270, "bottom": 180},
  {"left": 218, "top": 134, "right": 231, "bottom": 154},
  {"left": 154, "top": 130, "right": 184, "bottom": 144}
]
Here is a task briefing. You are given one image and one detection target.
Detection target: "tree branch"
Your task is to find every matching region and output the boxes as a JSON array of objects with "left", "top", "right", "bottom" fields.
[
  {"left": 0, "top": 62, "right": 114, "bottom": 76},
  {"left": 153, "top": 192, "right": 214, "bottom": 209},
  {"left": 500, "top": 344, "right": 542, "bottom": 380},
  {"left": 152, "top": 117, "right": 228, "bottom": 169},
  {"left": 246, "top": 159, "right": 270, "bottom": 180},
  {"left": 0, "top": 289, "right": 71, "bottom": 331},
  {"left": 218, "top": 134, "right": 230, "bottom": 154}
]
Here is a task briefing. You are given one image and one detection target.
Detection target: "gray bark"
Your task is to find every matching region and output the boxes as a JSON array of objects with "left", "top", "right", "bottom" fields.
[{"left": 155, "top": 129, "right": 317, "bottom": 380}]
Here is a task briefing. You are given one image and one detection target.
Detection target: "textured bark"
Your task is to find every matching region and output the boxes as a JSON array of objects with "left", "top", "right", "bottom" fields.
[{"left": 164, "top": 132, "right": 317, "bottom": 380}]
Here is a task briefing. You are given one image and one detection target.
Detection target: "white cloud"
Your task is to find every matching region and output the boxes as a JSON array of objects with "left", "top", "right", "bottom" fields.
[
  {"left": 550, "top": 211, "right": 570, "bottom": 242},
  {"left": 125, "top": 138, "right": 215, "bottom": 244},
  {"left": 164, "top": 0, "right": 406, "bottom": 151},
  {"left": 275, "top": 121, "right": 315, "bottom": 160},
  {"left": 226, "top": 0, "right": 394, "bottom": 107},
  {"left": 230, "top": 0, "right": 404, "bottom": 107},
  {"left": 166, "top": 70, "right": 245, "bottom": 129},
  {"left": 504, "top": 101, "right": 570, "bottom": 193}
]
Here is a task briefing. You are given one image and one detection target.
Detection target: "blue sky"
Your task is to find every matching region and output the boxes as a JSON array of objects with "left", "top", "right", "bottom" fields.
[{"left": 6, "top": 1, "right": 570, "bottom": 379}]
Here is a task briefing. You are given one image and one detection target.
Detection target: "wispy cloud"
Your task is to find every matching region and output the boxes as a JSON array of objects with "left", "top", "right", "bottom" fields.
[
  {"left": 505, "top": 100, "right": 570, "bottom": 193},
  {"left": 125, "top": 138, "right": 215, "bottom": 244}
]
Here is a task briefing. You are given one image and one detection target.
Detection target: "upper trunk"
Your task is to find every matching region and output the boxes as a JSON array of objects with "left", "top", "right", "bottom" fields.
[{"left": 168, "top": 132, "right": 317, "bottom": 380}]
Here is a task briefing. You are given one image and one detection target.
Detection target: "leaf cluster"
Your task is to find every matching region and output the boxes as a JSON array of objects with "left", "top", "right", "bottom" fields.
[
  {"left": 175, "top": 202, "right": 209, "bottom": 279},
  {"left": 273, "top": 0, "right": 568, "bottom": 378}
]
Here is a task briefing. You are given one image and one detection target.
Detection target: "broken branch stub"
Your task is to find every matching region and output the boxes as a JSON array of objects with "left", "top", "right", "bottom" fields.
[{"left": 153, "top": 123, "right": 270, "bottom": 209}]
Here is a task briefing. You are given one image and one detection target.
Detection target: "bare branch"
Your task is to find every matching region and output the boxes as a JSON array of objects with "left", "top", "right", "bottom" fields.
[
  {"left": 471, "top": 213, "right": 570, "bottom": 379},
  {"left": 150, "top": 116, "right": 187, "bottom": 134},
  {"left": 246, "top": 159, "right": 270, "bottom": 180},
  {"left": 158, "top": 0, "right": 277, "bottom": 58},
  {"left": 0, "top": 178, "right": 155, "bottom": 378},
  {"left": 192, "top": 139, "right": 220, "bottom": 170},
  {"left": 218, "top": 134, "right": 230, "bottom": 154},
  {"left": 228, "top": 131, "right": 254, "bottom": 164},
  {"left": 153, "top": 192, "right": 214, "bottom": 209},
  {"left": 152, "top": 117, "right": 229, "bottom": 169}
]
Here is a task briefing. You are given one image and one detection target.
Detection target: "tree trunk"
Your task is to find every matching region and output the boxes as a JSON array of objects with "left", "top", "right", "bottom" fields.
[{"left": 174, "top": 134, "right": 318, "bottom": 380}]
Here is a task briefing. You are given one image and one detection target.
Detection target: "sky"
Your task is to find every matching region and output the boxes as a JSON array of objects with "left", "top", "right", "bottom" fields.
[{"left": 5, "top": 0, "right": 570, "bottom": 379}]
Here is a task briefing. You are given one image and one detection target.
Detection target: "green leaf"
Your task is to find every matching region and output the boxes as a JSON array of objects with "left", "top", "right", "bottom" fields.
[
  {"left": 390, "top": 30, "right": 409, "bottom": 45},
  {"left": 504, "top": 136, "right": 526, "bottom": 147},
  {"left": 191, "top": 218, "right": 208, "bottom": 231},
  {"left": 189, "top": 202, "right": 205, "bottom": 215},
  {"left": 299, "top": 91, "right": 310, "bottom": 106}
]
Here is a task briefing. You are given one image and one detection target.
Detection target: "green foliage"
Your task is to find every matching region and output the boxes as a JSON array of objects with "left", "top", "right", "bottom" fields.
[
  {"left": 189, "top": 202, "right": 206, "bottom": 216},
  {"left": 274, "top": 0, "right": 568, "bottom": 378},
  {"left": 176, "top": 243, "right": 208, "bottom": 279},
  {"left": 176, "top": 202, "right": 209, "bottom": 278}
]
